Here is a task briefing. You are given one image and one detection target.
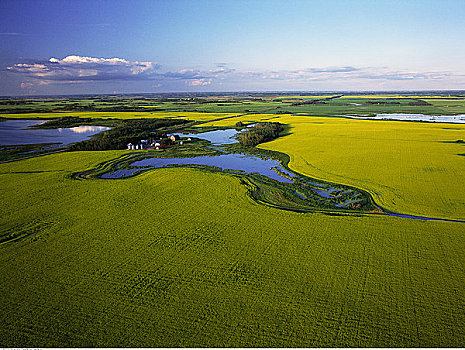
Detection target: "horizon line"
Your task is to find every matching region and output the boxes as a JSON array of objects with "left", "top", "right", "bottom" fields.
[{"left": 2, "top": 89, "right": 465, "bottom": 99}]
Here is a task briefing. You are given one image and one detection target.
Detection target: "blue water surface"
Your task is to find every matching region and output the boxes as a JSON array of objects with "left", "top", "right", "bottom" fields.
[
  {"left": 102, "top": 153, "right": 295, "bottom": 183},
  {"left": 169, "top": 128, "right": 240, "bottom": 145},
  {"left": 0, "top": 119, "right": 110, "bottom": 146}
]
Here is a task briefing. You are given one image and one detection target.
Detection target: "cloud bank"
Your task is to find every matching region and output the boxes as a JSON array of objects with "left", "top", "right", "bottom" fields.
[
  {"left": 6, "top": 55, "right": 159, "bottom": 82},
  {"left": 3, "top": 55, "right": 463, "bottom": 94}
]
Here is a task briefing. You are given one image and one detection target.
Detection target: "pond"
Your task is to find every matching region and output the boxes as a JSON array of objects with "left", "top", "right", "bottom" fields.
[
  {"left": 101, "top": 153, "right": 296, "bottom": 183},
  {"left": 344, "top": 113, "right": 465, "bottom": 123},
  {"left": 98, "top": 126, "right": 368, "bottom": 209},
  {"left": 0, "top": 119, "right": 110, "bottom": 146},
  {"left": 169, "top": 128, "right": 240, "bottom": 145},
  {"left": 100, "top": 150, "right": 365, "bottom": 208}
]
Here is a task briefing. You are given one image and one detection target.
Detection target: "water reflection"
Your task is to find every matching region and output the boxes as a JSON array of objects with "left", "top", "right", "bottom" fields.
[
  {"left": 100, "top": 152, "right": 363, "bottom": 209},
  {"left": 169, "top": 128, "right": 240, "bottom": 145},
  {"left": 59, "top": 125, "right": 109, "bottom": 134},
  {"left": 345, "top": 113, "right": 465, "bottom": 123},
  {"left": 102, "top": 153, "right": 295, "bottom": 183},
  {"left": 0, "top": 119, "right": 110, "bottom": 146}
]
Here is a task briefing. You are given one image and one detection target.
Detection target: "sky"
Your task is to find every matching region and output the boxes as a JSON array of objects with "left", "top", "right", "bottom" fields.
[{"left": 1, "top": 0, "right": 465, "bottom": 95}]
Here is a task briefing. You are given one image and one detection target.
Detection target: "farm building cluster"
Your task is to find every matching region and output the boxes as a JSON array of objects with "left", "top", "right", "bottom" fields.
[{"left": 127, "top": 135, "right": 190, "bottom": 150}]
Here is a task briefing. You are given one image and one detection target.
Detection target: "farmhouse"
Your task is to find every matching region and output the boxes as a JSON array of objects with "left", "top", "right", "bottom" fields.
[
  {"left": 127, "top": 135, "right": 186, "bottom": 151},
  {"left": 127, "top": 143, "right": 145, "bottom": 150}
]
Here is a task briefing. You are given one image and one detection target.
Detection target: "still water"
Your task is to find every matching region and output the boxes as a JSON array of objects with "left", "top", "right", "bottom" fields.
[
  {"left": 0, "top": 119, "right": 110, "bottom": 146},
  {"left": 345, "top": 113, "right": 465, "bottom": 123},
  {"left": 169, "top": 128, "right": 240, "bottom": 145},
  {"left": 102, "top": 153, "right": 295, "bottom": 183}
]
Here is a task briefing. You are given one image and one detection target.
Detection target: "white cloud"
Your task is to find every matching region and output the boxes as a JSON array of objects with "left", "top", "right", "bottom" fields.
[
  {"left": 6, "top": 55, "right": 159, "bottom": 82},
  {"left": 20, "top": 82, "right": 34, "bottom": 89},
  {"left": 4, "top": 57, "right": 464, "bottom": 93},
  {"left": 236, "top": 66, "right": 454, "bottom": 83},
  {"left": 188, "top": 78, "right": 212, "bottom": 86}
]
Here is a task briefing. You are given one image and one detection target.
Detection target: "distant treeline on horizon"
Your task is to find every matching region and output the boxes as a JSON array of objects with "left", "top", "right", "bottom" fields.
[{"left": 2, "top": 90, "right": 465, "bottom": 100}]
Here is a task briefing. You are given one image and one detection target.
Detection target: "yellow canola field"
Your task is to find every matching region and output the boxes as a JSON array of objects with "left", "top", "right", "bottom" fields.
[
  {"left": 254, "top": 115, "right": 465, "bottom": 220},
  {"left": 4, "top": 111, "right": 465, "bottom": 220},
  {"left": 2, "top": 151, "right": 465, "bottom": 347},
  {"left": 196, "top": 113, "right": 290, "bottom": 127}
]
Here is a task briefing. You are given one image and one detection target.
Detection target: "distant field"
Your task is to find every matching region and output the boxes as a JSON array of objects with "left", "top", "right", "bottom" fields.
[
  {"left": 195, "top": 113, "right": 288, "bottom": 127},
  {"left": 1, "top": 151, "right": 465, "bottom": 347},
  {"left": 421, "top": 98, "right": 465, "bottom": 114},
  {"left": 0, "top": 111, "right": 238, "bottom": 121},
  {"left": 422, "top": 98, "right": 465, "bottom": 106},
  {"left": 3, "top": 94, "right": 465, "bottom": 115}
]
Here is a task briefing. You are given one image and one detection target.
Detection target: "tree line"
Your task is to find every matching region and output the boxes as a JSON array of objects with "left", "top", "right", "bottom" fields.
[
  {"left": 236, "top": 122, "right": 284, "bottom": 147},
  {"left": 62, "top": 118, "right": 189, "bottom": 151}
]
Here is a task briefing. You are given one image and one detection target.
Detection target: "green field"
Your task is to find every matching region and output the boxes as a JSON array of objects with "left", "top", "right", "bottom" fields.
[
  {"left": 260, "top": 115, "right": 465, "bottom": 220},
  {"left": 1, "top": 94, "right": 465, "bottom": 347},
  {"left": 188, "top": 112, "right": 465, "bottom": 220},
  {"left": 1, "top": 151, "right": 465, "bottom": 347},
  {"left": 0, "top": 111, "right": 239, "bottom": 121},
  {"left": 3, "top": 94, "right": 465, "bottom": 116}
]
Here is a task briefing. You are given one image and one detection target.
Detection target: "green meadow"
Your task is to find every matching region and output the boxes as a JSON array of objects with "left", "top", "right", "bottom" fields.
[{"left": 1, "top": 94, "right": 465, "bottom": 347}]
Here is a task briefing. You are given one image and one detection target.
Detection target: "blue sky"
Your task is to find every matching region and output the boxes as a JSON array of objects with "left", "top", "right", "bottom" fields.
[{"left": 1, "top": 0, "right": 465, "bottom": 95}]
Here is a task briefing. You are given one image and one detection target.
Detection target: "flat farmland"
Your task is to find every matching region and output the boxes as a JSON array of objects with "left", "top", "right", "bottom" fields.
[
  {"left": 421, "top": 98, "right": 465, "bottom": 114},
  {"left": 253, "top": 115, "right": 465, "bottom": 220},
  {"left": 2, "top": 95, "right": 465, "bottom": 347},
  {"left": 194, "top": 113, "right": 289, "bottom": 127},
  {"left": 191, "top": 112, "right": 465, "bottom": 219},
  {"left": 1, "top": 151, "right": 465, "bottom": 347},
  {"left": 0, "top": 111, "right": 238, "bottom": 122}
]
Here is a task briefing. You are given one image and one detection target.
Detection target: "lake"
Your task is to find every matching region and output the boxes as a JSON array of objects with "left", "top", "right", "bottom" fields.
[
  {"left": 0, "top": 119, "right": 110, "bottom": 146},
  {"left": 344, "top": 113, "right": 465, "bottom": 123},
  {"left": 102, "top": 153, "right": 296, "bottom": 183},
  {"left": 169, "top": 128, "right": 240, "bottom": 145}
]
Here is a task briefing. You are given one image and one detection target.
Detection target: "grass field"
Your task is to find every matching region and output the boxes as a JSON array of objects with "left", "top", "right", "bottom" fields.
[
  {"left": 421, "top": 98, "right": 465, "bottom": 114},
  {"left": 1, "top": 151, "right": 465, "bottom": 347},
  {"left": 194, "top": 113, "right": 288, "bottom": 127}
]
